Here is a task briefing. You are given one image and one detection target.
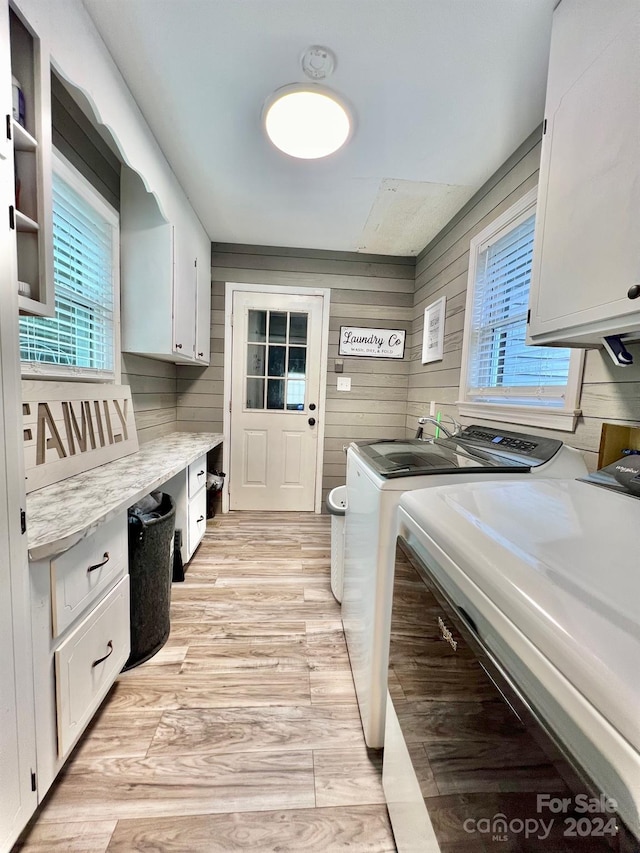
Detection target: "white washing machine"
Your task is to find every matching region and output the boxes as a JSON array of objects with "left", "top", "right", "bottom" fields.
[
  {"left": 384, "top": 473, "right": 640, "bottom": 851},
  {"left": 342, "top": 424, "right": 587, "bottom": 748}
]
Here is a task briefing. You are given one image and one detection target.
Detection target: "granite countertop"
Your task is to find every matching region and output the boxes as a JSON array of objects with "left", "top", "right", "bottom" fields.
[{"left": 26, "top": 431, "right": 223, "bottom": 561}]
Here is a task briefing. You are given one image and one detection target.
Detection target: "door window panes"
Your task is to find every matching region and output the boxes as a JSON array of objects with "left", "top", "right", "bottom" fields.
[
  {"left": 288, "top": 347, "right": 306, "bottom": 376},
  {"left": 267, "top": 378, "right": 285, "bottom": 409},
  {"left": 248, "top": 310, "right": 267, "bottom": 342},
  {"left": 269, "top": 312, "right": 287, "bottom": 343},
  {"left": 247, "top": 344, "right": 265, "bottom": 376},
  {"left": 286, "top": 380, "right": 305, "bottom": 410},
  {"left": 246, "top": 377, "right": 265, "bottom": 409},
  {"left": 245, "top": 309, "right": 309, "bottom": 411},
  {"left": 268, "top": 345, "right": 286, "bottom": 377},
  {"left": 289, "top": 313, "right": 308, "bottom": 345}
]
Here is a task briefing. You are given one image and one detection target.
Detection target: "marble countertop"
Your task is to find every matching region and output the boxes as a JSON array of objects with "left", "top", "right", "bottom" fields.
[{"left": 26, "top": 431, "right": 223, "bottom": 561}]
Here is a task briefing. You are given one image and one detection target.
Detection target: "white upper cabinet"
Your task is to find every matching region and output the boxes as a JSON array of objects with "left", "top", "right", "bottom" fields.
[
  {"left": 528, "top": 0, "right": 640, "bottom": 347},
  {"left": 172, "top": 224, "right": 197, "bottom": 359},
  {"left": 195, "top": 249, "right": 211, "bottom": 363},
  {"left": 120, "top": 166, "right": 210, "bottom": 365},
  {"left": 8, "top": 0, "right": 54, "bottom": 316}
]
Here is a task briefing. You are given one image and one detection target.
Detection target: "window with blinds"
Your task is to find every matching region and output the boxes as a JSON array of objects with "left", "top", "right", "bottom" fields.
[
  {"left": 459, "top": 189, "right": 583, "bottom": 430},
  {"left": 20, "top": 153, "right": 119, "bottom": 380}
]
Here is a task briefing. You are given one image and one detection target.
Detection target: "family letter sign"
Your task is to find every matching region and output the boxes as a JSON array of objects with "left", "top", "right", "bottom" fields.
[
  {"left": 338, "top": 327, "right": 405, "bottom": 359},
  {"left": 22, "top": 381, "right": 139, "bottom": 493}
]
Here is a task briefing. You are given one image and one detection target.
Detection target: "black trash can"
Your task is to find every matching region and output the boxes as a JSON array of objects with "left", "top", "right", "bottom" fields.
[{"left": 123, "top": 492, "right": 176, "bottom": 671}]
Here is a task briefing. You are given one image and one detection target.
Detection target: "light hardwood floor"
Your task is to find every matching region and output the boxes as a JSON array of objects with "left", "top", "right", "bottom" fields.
[{"left": 14, "top": 512, "right": 396, "bottom": 853}]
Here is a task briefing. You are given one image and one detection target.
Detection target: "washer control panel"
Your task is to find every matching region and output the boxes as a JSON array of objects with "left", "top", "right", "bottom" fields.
[{"left": 458, "top": 425, "right": 563, "bottom": 466}]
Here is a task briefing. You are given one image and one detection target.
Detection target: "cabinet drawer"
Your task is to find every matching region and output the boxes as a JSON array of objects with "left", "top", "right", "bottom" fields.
[
  {"left": 188, "top": 487, "right": 207, "bottom": 558},
  {"left": 188, "top": 454, "right": 207, "bottom": 499},
  {"left": 54, "top": 575, "right": 130, "bottom": 759},
  {"left": 50, "top": 512, "right": 127, "bottom": 637}
]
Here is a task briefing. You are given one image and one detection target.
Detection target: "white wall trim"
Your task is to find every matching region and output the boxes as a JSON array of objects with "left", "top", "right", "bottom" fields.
[
  {"left": 222, "top": 281, "right": 331, "bottom": 514},
  {"left": 457, "top": 400, "right": 582, "bottom": 432}
]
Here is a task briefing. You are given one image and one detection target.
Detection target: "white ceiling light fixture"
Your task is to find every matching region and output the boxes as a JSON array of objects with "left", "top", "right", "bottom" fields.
[{"left": 263, "top": 84, "right": 353, "bottom": 160}]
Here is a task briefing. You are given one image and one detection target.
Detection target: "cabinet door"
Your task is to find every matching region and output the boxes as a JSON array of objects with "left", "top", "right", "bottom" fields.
[
  {"left": 528, "top": 0, "right": 640, "bottom": 346},
  {"left": 54, "top": 576, "right": 130, "bottom": 759},
  {"left": 194, "top": 251, "right": 211, "bottom": 363},
  {"left": 172, "top": 226, "right": 196, "bottom": 358},
  {"left": 194, "top": 227, "right": 210, "bottom": 363},
  {"left": 0, "top": 6, "right": 37, "bottom": 842},
  {"left": 188, "top": 453, "right": 207, "bottom": 499},
  {"left": 0, "top": 4, "right": 9, "bottom": 165},
  {"left": 187, "top": 486, "right": 207, "bottom": 559}
]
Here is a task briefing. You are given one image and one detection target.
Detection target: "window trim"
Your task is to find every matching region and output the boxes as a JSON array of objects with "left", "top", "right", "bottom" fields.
[
  {"left": 458, "top": 188, "right": 584, "bottom": 432},
  {"left": 21, "top": 150, "right": 121, "bottom": 383}
]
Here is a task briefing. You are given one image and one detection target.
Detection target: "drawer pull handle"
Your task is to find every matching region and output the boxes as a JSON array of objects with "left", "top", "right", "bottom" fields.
[
  {"left": 196, "top": 515, "right": 205, "bottom": 523},
  {"left": 92, "top": 640, "right": 113, "bottom": 668},
  {"left": 87, "top": 552, "right": 110, "bottom": 573}
]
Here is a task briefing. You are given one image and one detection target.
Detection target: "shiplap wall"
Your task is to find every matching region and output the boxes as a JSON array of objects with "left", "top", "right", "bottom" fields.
[
  {"left": 176, "top": 244, "right": 415, "bottom": 499},
  {"left": 121, "top": 354, "right": 178, "bottom": 443},
  {"left": 408, "top": 127, "right": 640, "bottom": 471}
]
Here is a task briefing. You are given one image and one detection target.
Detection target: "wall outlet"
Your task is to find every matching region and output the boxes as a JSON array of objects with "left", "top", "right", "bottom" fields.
[{"left": 337, "top": 376, "right": 351, "bottom": 392}]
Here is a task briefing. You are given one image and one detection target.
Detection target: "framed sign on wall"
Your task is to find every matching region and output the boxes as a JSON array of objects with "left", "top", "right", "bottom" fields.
[
  {"left": 422, "top": 296, "right": 446, "bottom": 364},
  {"left": 339, "top": 327, "right": 405, "bottom": 359}
]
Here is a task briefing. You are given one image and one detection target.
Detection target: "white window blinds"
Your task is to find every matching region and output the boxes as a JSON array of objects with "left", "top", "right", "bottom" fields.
[
  {"left": 466, "top": 209, "right": 571, "bottom": 407},
  {"left": 20, "top": 158, "right": 118, "bottom": 378}
]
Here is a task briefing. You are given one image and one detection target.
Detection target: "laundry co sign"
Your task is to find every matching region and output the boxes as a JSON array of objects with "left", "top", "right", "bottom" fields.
[
  {"left": 338, "top": 327, "right": 406, "bottom": 359},
  {"left": 22, "top": 381, "right": 139, "bottom": 493}
]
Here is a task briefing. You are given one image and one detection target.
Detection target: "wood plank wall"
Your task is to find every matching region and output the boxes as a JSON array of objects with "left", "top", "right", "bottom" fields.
[
  {"left": 409, "top": 126, "right": 640, "bottom": 471},
  {"left": 175, "top": 244, "right": 415, "bottom": 500},
  {"left": 121, "top": 354, "right": 178, "bottom": 444}
]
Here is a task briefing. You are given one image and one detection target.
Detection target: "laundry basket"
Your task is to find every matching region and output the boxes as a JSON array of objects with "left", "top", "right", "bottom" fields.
[
  {"left": 123, "top": 492, "right": 176, "bottom": 670},
  {"left": 326, "top": 485, "right": 347, "bottom": 603}
]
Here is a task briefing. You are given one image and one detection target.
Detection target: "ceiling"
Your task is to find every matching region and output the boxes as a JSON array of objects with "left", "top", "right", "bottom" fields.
[{"left": 81, "top": 0, "right": 556, "bottom": 256}]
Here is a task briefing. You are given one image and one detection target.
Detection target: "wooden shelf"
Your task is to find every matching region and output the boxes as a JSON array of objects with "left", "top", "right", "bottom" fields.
[
  {"left": 19, "top": 293, "right": 44, "bottom": 315},
  {"left": 12, "top": 119, "right": 37, "bottom": 151},
  {"left": 9, "top": 4, "right": 54, "bottom": 318},
  {"left": 15, "top": 209, "right": 39, "bottom": 232}
]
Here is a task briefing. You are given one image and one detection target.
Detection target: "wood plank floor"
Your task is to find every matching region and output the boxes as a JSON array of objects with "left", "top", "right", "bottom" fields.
[{"left": 13, "top": 512, "right": 396, "bottom": 853}]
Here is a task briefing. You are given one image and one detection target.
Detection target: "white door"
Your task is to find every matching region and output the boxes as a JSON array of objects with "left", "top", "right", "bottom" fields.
[{"left": 229, "top": 290, "right": 324, "bottom": 511}]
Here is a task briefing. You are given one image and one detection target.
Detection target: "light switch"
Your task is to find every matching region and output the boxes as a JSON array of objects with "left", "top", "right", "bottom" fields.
[{"left": 337, "top": 376, "right": 351, "bottom": 391}]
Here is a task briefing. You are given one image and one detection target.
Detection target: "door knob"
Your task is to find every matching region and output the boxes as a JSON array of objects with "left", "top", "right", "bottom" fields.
[
  {"left": 308, "top": 417, "right": 316, "bottom": 426},
  {"left": 309, "top": 403, "right": 316, "bottom": 411},
  {"left": 628, "top": 284, "right": 640, "bottom": 300}
]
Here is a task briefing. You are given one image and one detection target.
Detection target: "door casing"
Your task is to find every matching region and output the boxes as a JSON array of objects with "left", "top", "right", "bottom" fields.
[{"left": 222, "top": 282, "right": 331, "bottom": 513}]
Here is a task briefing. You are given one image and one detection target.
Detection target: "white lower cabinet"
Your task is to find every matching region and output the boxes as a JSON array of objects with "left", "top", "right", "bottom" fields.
[
  {"left": 165, "top": 453, "right": 208, "bottom": 565},
  {"left": 54, "top": 576, "right": 129, "bottom": 758},
  {"left": 30, "top": 512, "right": 130, "bottom": 796},
  {"left": 188, "top": 486, "right": 207, "bottom": 558},
  {"left": 50, "top": 515, "right": 127, "bottom": 636}
]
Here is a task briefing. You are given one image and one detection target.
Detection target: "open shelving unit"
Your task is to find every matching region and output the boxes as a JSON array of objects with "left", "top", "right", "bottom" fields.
[{"left": 9, "top": 2, "right": 53, "bottom": 316}]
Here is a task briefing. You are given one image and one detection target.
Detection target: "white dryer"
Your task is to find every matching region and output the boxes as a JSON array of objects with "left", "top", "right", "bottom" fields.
[
  {"left": 342, "top": 424, "right": 587, "bottom": 748},
  {"left": 384, "top": 474, "right": 640, "bottom": 851}
]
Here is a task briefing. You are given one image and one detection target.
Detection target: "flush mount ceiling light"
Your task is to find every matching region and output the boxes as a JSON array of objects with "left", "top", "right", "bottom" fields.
[{"left": 263, "top": 84, "right": 353, "bottom": 160}]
